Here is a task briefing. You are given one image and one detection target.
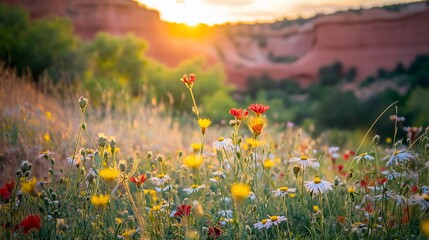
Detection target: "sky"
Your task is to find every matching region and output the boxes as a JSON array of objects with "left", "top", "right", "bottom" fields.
[{"left": 136, "top": 0, "right": 418, "bottom": 26}]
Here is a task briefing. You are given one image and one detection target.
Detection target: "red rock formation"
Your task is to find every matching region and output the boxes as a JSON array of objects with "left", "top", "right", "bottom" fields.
[{"left": 2, "top": 0, "right": 429, "bottom": 89}]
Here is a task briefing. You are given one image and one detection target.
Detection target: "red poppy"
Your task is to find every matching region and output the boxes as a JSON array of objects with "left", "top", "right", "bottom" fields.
[
  {"left": 229, "top": 108, "right": 248, "bottom": 121},
  {"left": 19, "top": 215, "right": 41, "bottom": 234},
  {"left": 173, "top": 204, "right": 191, "bottom": 218},
  {"left": 180, "top": 74, "right": 196, "bottom": 87},
  {"left": 208, "top": 226, "right": 222, "bottom": 238},
  {"left": 248, "top": 103, "right": 270, "bottom": 116},
  {"left": 130, "top": 174, "right": 147, "bottom": 188},
  {"left": 0, "top": 181, "right": 14, "bottom": 202},
  {"left": 411, "top": 185, "right": 418, "bottom": 193}
]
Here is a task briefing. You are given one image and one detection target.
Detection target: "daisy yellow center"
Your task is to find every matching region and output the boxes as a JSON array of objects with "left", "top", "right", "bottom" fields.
[
  {"left": 423, "top": 195, "right": 429, "bottom": 201},
  {"left": 270, "top": 216, "right": 279, "bottom": 221},
  {"left": 218, "top": 137, "right": 225, "bottom": 142},
  {"left": 314, "top": 177, "right": 322, "bottom": 184},
  {"left": 261, "top": 219, "right": 268, "bottom": 224},
  {"left": 394, "top": 150, "right": 400, "bottom": 155},
  {"left": 157, "top": 174, "right": 165, "bottom": 179},
  {"left": 359, "top": 153, "right": 367, "bottom": 157},
  {"left": 300, "top": 155, "right": 308, "bottom": 160},
  {"left": 191, "top": 184, "right": 198, "bottom": 189},
  {"left": 279, "top": 187, "right": 289, "bottom": 191}
]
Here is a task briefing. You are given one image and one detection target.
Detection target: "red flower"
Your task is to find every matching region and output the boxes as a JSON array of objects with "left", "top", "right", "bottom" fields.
[
  {"left": 180, "top": 74, "right": 196, "bottom": 88},
  {"left": 248, "top": 103, "right": 270, "bottom": 116},
  {"left": 173, "top": 204, "right": 191, "bottom": 218},
  {"left": 130, "top": 174, "right": 147, "bottom": 188},
  {"left": 208, "top": 226, "right": 222, "bottom": 238},
  {"left": 411, "top": 185, "right": 418, "bottom": 193},
  {"left": 229, "top": 108, "right": 248, "bottom": 121},
  {"left": 19, "top": 215, "right": 41, "bottom": 234},
  {"left": 0, "top": 181, "right": 14, "bottom": 202}
]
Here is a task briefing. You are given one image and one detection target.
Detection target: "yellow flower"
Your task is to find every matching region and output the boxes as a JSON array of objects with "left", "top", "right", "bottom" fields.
[
  {"left": 422, "top": 219, "right": 429, "bottom": 237},
  {"left": 43, "top": 133, "right": 51, "bottom": 142},
  {"left": 198, "top": 118, "right": 211, "bottom": 135},
  {"left": 313, "top": 205, "right": 320, "bottom": 212},
  {"left": 21, "top": 178, "right": 38, "bottom": 196},
  {"left": 191, "top": 143, "right": 202, "bottom": 152},
  {"left": 45, "top": 111, "right": 52, "bottom": 120},
  {"left": 248, "top": 117, "right": 265, "bottom": 137},
  {"left": 348, "top": 187, "right": 355, "bottom": 193},
  {"left": 183, "top": 155, "right": 203, "bottom": 169},
  {"left": 90, "top": 194, "right": 110, "bottom": 207},
  {"left": 245, "top": 138, "right": 261, "bottom": 148},
  {"left": 122, "top": 229, "right": 136, "bottom": 238},
  {"left": 263, "top": 159, "right": 275, "bottom": 169},
  {"left": 100, "top": 168, "right": 120, "bottom": 182},
  {"left": 231, "top": 183, "right": 250, "bottom": 203},
  {"left": 115, "top": 218, "right": 123, "bottom": 225},
  {"left": 386, "top": 137, "right": 392, "bottom": 144}
]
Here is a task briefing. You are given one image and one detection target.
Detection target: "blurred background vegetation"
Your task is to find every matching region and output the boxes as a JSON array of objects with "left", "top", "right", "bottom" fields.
[{"left": 1, "top": 3, "right": 428, "bottom": 145}]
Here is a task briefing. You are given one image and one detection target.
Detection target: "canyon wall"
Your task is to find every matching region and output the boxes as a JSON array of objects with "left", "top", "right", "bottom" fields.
[{"left": 2, "top": 0, "right": 429, "bottom": 88}]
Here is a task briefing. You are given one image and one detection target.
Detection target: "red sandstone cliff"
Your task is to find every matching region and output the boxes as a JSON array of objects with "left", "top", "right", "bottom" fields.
[{"left": 2, "top": 0, "right": 429, "bottom": 88}]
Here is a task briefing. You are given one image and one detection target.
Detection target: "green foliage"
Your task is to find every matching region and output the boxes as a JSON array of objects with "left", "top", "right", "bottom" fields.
[
  {"left": 0, "top": 3, "right": 82, "bottom": 81},
  {"left": 82, "top": 33, "right": 147, "bottom": 105},
  {"left": 406, "top": 87, "right": 429, "bottom": 126},
  {"left": 315, "top": 90, "right": 360, "bottom": 133},
  {"left": 144, "top": 57, "right": 235, "bottom": 120}
]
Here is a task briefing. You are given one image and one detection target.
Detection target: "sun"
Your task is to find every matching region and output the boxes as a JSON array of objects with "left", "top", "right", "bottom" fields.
[{"left": 136, "top": 0, "right": 225, "bottom": 26}]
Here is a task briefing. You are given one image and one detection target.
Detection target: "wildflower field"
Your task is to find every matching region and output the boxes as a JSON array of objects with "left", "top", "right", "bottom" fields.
[{"left": 1, "top": 73, "right": 429, "bottom": 240}]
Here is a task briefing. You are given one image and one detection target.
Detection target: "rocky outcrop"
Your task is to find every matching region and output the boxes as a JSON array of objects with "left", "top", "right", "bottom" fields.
[{"left": 2, "top": 0, "right": 429, "bottom": 88}]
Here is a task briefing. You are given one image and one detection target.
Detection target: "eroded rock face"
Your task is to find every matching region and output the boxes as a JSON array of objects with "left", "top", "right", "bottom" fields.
[{"left": 3, "top": 0, "right": 429, "bottom": 88}]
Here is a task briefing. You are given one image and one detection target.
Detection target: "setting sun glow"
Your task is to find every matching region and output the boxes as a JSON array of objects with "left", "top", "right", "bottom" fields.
[{"left": 136, "top": 0, "right": 417, "bottom": 26}]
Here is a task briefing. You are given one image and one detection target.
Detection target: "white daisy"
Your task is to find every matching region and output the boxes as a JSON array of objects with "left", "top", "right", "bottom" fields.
[
  {"left": 253, "top": 219, "right": 269, "bottom": 230},
  {"left": 305, "top": 177, "right": 333, "bottom": 195},
  {"left": 272, "top": 186, "right": 297, "bottom": 198},
  {"left": 289, "top": 155, "right": 320, "bottom": 170},
  {"left": 183, "top": 184, "right": 206, "bottom": 194},
  {"left": 384, "top": 150, "right": 415, "bottom": 167},
  {"left": 265, "top": 216, "right": 287, "bottom": 229},
  {"left": 212, "top": 137, "right": 234, "bottom": 151},
  {"left": 354, "top": 152, "right": 374, "bottom": 163},
  {"left": 149, "top": 174, "right": 171, "bottom": 186}
]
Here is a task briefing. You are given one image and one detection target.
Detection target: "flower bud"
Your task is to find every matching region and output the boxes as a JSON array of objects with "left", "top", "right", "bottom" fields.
[
  {"left": 78, "top": 96, "right": 88, "bottom": 111},
  {"left": 119, "top": 160, "right": 127, "bottom": 172},
  {"left": 293, "top": 165, "right": 301, "bottom": 175},
  {"left": 147, "top": 151, "right": 153, "bottom": 159}
]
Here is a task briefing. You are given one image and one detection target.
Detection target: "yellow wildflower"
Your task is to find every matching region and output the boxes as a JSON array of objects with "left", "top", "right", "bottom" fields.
[
  {"left": 45, "top": 111, "right": 52, "bottom": 120},
  {"left": 263, "top": 159, "right": 275, "bottom": 169},
  {"left": 183, "top": 155, "right": 203, "bottom": 169},
  {"left": 43, "top": 133, "right": 51, "bottom": 142},
  {"left": 90, "top": 194, "right": 110, "bottom": 207},
  {"left": 191, "top": 143, "right": 202, "bottom": 152},
  {"left": 248, "top": 117, "right": 265, "bottom": 137},
  {"left": 348, "top": 187, "right": 355, "bottom": 193},
  {"left": 21, "top": 178, "right": 38, "bottom": 196},
  {"left": 231, "top": 183, "right": 250, "bottom": 203},
  {"left": 122, "top": 229, "right": 136, "bottom": 238},
  {"left": 313, "top": 205, "right": 320, "bottom": 212},
  {"left": 100, "top": 168, "right": 120, "bottom": 182},
  {"left": 198, "top": 118, "right": 211, "bottom": 135}
]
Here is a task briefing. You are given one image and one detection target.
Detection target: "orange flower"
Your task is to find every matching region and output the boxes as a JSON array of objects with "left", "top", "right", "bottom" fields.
[
  {"left": 248, "top": 103, "right": 270, "bottom": 116},
  {"left": 229, "top": 108, "right": 248, "bottom": 121},
  {"left": 248, "top": 117, "right": 264, "bottom": 137},
  {"left": 180, "top": 73, "right": 196, "bottom": 88}
]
